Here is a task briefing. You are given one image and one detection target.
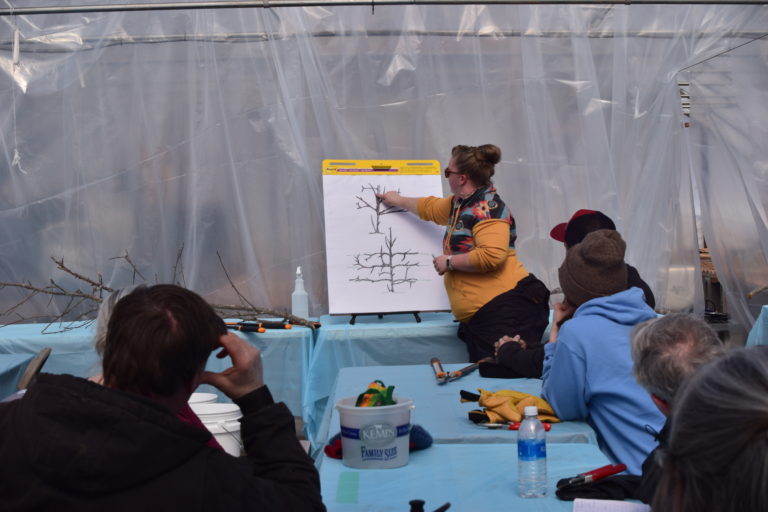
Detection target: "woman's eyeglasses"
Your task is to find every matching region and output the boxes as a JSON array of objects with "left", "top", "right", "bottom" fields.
[{"left": 444, "top": 168, "right": 461, "bottom": 178}]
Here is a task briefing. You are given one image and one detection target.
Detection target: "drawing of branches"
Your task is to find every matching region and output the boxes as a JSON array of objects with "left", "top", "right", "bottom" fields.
[
  {"left": 349, "top": 227, "right": 420, "bottom": 292},
  {"left": 355, "top": 183, "right": 406, "bottom": 234}
]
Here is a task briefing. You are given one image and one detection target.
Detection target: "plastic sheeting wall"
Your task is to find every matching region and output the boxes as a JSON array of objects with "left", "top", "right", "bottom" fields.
[
  {"left": 1, "top": 3, "right": 767, "bottom": 330},
  {"left": 686, "top": 36, "right": 768, "bottom": 341}
]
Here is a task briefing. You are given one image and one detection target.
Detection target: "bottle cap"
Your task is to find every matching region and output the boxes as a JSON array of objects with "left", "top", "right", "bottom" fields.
[{"left": 524, "top": 406, "right": 538, "bottom": 417}]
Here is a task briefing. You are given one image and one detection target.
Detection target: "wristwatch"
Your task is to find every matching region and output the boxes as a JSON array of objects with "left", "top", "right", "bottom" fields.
[{"left": 446, "top": 256, "right": 453, "bottom": 271}]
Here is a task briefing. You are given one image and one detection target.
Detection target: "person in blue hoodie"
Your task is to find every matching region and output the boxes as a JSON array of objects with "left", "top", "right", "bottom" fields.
[{"left": 541, "top": 229, "right": 665, "bottom": 475}]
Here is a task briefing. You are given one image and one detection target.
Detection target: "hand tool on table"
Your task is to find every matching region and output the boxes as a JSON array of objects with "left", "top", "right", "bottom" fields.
[
  {"left": 556, "top": 463, "right": 627, "bottom": 488},
  {"left": 444, "top": 357, "right": 494, "bottom": 382},
  {"left": 408, "top": 499, "right": 451, "bottom": 512},
  {"left": 226, "top": 322, "right": 265, "bottom": 333},
  {"left": 431, "top": 357, "right": 449, "bottom": 384},
  {"left": 431, "top": 357, "right": 494, "bottom": 384},
  {"left": 226, "top": 320, "right": 293, "bottom": 333}
]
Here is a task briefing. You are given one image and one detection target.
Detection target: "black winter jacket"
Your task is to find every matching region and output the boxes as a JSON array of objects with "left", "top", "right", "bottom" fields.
[{"left": 0, "top": 373, "right": 325, "bottom": 512}]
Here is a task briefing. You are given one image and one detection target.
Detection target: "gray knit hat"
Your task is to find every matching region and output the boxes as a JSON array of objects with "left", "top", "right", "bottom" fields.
[{"left": 558, "top": 229, "right": 628, "bottom": 307}]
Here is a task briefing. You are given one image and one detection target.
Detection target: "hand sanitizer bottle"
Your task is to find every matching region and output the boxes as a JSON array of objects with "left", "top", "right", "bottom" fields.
[{"left": 291, "top": 266, "right": 309, "bottom": 319}]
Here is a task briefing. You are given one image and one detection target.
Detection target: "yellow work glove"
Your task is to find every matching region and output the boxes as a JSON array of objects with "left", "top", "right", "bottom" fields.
[{"left": 462, "top": 388, "right": 560, "bottom": 423}]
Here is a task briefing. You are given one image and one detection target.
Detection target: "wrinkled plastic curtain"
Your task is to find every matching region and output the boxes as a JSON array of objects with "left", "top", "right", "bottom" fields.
[
  {"left": 1, "top": 3, "right": 767, "bottom": 322},
  {"left": 686, "top": 35, "right": 768, "bottom": 342}
]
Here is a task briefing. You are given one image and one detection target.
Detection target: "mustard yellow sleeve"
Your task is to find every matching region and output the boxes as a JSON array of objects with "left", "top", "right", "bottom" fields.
[
  {"left": 417, "top": 196, "right": 453, "bottom": 225},
  {"left": 468, "top": 220, "right": 510, "bottom": 271}
]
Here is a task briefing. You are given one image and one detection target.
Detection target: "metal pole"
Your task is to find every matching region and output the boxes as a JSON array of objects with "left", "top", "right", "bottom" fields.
[{"left": 0, "top": 0, "right": 767, "bottom": 17}]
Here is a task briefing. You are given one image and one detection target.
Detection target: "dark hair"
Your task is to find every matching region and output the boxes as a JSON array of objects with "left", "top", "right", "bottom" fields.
[
  {"left": 652, "top": 346, "right": 768, "bottom": 512},
  {"left": 102, "top": 284, "right": 225, "bottom": 397},
  {"left": 631, "top": 313, "right": 724, "bottom": 405},
  {"left": 451, "top": 144, "right": 501, "bottom": 187},
  {"left": 564, "top": 212, "right": 616, "bottom": 248}
]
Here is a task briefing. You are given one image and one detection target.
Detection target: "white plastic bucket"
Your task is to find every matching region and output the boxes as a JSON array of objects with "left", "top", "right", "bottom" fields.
[
  {"left": 188, "top": 392, "right": 218, "bottom": 405},
  {"left": 190, "top": 402, "right": 243, "bottom": 457},
  {"left": 335, "top": 396, "right": 414, "bottom": 469}
]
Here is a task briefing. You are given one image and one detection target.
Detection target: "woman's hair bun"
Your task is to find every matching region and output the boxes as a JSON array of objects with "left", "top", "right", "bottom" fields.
[{"left": 477, "top": 144, "right": 501, "bottom": 166}]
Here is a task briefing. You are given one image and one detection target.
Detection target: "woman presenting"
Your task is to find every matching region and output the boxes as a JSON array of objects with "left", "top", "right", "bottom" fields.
[{"left": 377, "top": 144, "right": 549, "bottom": 372}]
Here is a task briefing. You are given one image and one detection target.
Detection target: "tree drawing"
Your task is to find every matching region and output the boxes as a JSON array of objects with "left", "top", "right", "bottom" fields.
[
  {"left": 350, "top": 228, "right": 420, "bottom": 292},
  {"left": 355, "top": 183, "right": 406, "bottom": 234}
]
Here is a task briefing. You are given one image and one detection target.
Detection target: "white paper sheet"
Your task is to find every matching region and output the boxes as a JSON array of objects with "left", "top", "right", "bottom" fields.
[
  {"left": 323, "top": 174, "right": 451, "bottom": 315},
  {"left": 573, "top": 498, "right": 651, "bottom": 512}
]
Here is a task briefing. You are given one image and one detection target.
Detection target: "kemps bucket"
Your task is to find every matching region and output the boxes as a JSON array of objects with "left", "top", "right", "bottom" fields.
[
  {"left": 188, "top": 392, "right": 218, "bottom": 405},
  {"left": 190, "top": 402, "right": 243, "bottom": 457},
  {"left": 336, "top": 396, "right": 414, "bottom": 469}
]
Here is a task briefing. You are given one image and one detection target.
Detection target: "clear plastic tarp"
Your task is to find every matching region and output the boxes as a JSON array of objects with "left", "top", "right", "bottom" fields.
[
  {"left": 1, "top": 2, "right": 767, "bottom": 335},
  {"left": 686, "top": 35, "right": 768, "bottom": 342}
]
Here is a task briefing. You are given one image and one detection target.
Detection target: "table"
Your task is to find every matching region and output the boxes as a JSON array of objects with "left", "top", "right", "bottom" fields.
[
  {"left": 0, "top": 353, "right": 34, "bottom": 400},
  {"left": 302, "top": 313, "right": 469, "bottom": 443},
  {"left": 0, "top": 323, "right": 100, "bottom": 377},
  {"left": 313, "top": 364, "right": 597, "bottom": 450},
  {"left": 319, "top": 443, "right": 611, "bottom": 511},
  {"left": 0, "top": 322, "right": 313, "bottom": 416},
  {"left": 747, "top": 305, "right": 768, "bottom": 347}
]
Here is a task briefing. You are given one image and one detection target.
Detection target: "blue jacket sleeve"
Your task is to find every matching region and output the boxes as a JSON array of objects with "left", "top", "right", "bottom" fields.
[{"left": 541, "top": 328, "right": 589, "bottom": 421}]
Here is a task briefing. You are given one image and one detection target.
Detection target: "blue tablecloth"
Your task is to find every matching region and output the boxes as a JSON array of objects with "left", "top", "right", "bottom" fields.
[
  {"left": 313, "top": 364, "right": 597, "bottom": 450},
  {"left": 0, "top": 353, "right": 34, "bottom": 400},
  {"left": 303, "top": 313, "right": 468, "bottom": 443},
  {"left": 747, "top": 305, "right": 768, "bottom": 346},
  {"left": 0, "top": 323, "right": 100, "bottom": 377},
  {"left": 0, "top": 323, "right": 313, "bottom": 416},
  {"left": 319, "top": 443, "right": 611, "bottom": 511},
  {"left": 196, "top": 326, "right": 314, "bottom": 416}
]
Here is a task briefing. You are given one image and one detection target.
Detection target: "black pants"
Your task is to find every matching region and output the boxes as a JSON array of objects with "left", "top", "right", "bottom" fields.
[{"left": 456, "top": 274, "right": 550, "bottom": 376}]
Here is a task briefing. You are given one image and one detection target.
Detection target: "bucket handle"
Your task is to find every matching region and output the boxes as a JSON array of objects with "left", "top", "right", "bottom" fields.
[{"left": 216, "top": 420, "right": 244, "bottom": 450}]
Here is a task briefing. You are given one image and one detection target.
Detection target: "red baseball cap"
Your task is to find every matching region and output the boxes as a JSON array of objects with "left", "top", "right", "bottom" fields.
[{"left": 549, "top": 209, "right": 599, "bottom": 243}]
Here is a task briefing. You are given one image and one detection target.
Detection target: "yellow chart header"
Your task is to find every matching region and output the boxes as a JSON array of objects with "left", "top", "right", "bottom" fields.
[{"left": 322, "top": 159, "right": 440, "bottom": 175}]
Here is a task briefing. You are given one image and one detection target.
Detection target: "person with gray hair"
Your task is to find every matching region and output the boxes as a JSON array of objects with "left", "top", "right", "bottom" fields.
[
  {"left": 93, "top": 285, "right": 146, "bottom": 359},
  {"left": 652, "top": 346, "right": 768, "bottom": 512},
  {"left": 631, "top": 313, "right": 724, "bottom": 414},
  {"left": 629, "top": 313, "right": 724, "bottom": 503}
]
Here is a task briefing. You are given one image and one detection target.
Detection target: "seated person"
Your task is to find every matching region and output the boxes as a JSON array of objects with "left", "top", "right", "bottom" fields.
[
  {"left": 90, "top": 285, "right": 223, "bottom": 451},
  {"left": 484, "top": 211, "right": 656, "bottom": 379},
  {"left": 377, "top": 144, "right": 550, "bottom": 363},
  {"left": 0, "top": 284, "right": 325, "bottom": 511},
  {"left": 630, "top": 313, "right": 724, "bottom": 503},
  {"left": 484, "top": 333, "right": 546, "bottom": 379},
  {"left": 541, "top": 229, "right": 665, "bottom": 475},
  {"left": 652, "top": 346, "right": 768, "bottom": 512},
  {"left": 550, "top": 209, "right": 655, "bottom": 308}
]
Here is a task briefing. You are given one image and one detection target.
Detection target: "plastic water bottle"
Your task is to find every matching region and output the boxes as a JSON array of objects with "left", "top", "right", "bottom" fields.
[
  {"left": 518, "top": 405, "right": 547, "bottom": 498},
  {"left": 291, "top": 266, "right": 309, "bottom": 319}
]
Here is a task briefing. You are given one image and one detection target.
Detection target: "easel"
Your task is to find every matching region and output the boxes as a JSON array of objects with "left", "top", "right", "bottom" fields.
[{"left": 349, "top": 311, "right": 422, "bottom": 325}]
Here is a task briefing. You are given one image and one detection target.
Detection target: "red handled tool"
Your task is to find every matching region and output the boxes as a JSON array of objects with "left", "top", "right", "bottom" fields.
[{"left": 557, "top": 463, "right": 627, "bottom": 488}]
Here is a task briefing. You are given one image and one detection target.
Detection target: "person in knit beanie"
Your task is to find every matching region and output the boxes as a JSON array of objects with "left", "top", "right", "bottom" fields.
[
  {"left": 549, "top": 210, "right": 655, "bottom": 308},
  {"left": 558, "top": 229, "right": 628, "bottom": 308},
  {"left": 487, "top": 230, "right": 631, "bottom": 379},
  {"left": 541, "top": 229, "right": 664, "bottom": 475}
]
